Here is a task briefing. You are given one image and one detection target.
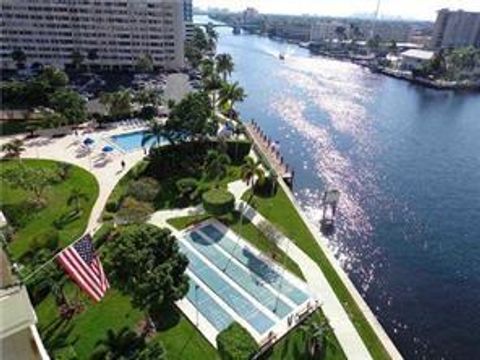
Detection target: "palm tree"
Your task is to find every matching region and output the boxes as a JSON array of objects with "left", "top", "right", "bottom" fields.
[
  {"left": 219, "top": 81, "right": 246, "bottom": 120},
  {"left": 1, "top": 139, "right": 25, "bottom": 158},
  {"left": 70, "top": 50, "right": 84, "bottom": 72},
  {"left": 142, "top": 120, "right": 172, "bottom": 149},
  {"left": 200, "top": 58, "right": 215, "bottom": 80},
  {"left": 11, "top": 48, "right": 27, "bottom": 69},
  {"left": 40, "top": 108, "right": 66, "bottom": 132},
  {"left": 67, "top": 187, "right": 89, "bottom": 215},
  {"left": 92, "top": 327, "right": 144, "bottom": 360},
  {"left": 215, "top": 53, "right": 234, "bottom": 81},
  {"left": 204, "top": 150, "right": 231, "bottom": 180},
  {"left": 203, "top": 73, "right": 222, "bottom": 111},
  {"left": 300, "top": 320, "right": 329, "bottom": 359},
  {"left": 240, "top": 156, "right": 265, "bottom": 190}
]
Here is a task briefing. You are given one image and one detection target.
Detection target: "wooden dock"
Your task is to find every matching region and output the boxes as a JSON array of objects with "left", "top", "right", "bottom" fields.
[{"left": 245, "top": 122, "right": 294, "bottom": 186}]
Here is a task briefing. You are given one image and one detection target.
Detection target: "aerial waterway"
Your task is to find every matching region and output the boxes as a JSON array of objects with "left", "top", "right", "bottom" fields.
[{"left": 198, "top": 16, "right": 480, "bottom": 360}]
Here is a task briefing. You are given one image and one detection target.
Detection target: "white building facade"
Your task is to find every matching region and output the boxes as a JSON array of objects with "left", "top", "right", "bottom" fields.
[{"left": 0, "top": 0, "right": 185, "bottom": 71}]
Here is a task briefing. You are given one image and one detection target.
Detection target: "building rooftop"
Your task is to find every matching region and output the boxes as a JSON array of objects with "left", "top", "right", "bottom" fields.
[{"left": 401, "top": 49, "right": 435, "bottom": 60}]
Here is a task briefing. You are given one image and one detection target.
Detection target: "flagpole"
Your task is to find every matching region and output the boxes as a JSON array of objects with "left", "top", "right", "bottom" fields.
[{"left": 21, "top": 234, "right": 89, "bottom": 284}]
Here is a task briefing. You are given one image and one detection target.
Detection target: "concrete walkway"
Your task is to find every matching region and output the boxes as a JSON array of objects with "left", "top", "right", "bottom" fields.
[{"left": 0, "top": 124, "right": 146, "bottom": 234}]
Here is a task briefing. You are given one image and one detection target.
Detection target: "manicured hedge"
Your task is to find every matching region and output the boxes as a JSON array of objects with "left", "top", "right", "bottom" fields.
[
  {"left": 217, "top": 322, "right": 258, "bottom": 360},
  {"left": 202, "top": 189, "right": 234, "bottom": 216}
]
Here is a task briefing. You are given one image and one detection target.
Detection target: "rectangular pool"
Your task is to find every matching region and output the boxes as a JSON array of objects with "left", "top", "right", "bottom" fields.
[
  {"left": 109, "top": 130, "right": 168, "bottom": 152},
  {"left": 178, "top": 220, "right": 313, "bottom": 338}
]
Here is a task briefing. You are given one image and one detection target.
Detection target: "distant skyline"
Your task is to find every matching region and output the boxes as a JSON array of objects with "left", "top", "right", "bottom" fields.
[{"left": 194, "top": 0, "right": 480, "bottom": 21}]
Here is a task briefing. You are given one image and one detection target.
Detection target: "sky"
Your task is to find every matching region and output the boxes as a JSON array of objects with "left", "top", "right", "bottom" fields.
[{"left": 194, "top": 0, "right": 480, "bottom": 21}]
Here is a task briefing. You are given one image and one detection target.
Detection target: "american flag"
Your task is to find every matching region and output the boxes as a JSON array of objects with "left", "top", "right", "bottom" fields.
[{"left": 57, "top": 234, "right": 109, "bottom": 302}]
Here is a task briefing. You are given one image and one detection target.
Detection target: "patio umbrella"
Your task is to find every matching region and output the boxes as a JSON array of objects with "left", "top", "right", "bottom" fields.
[
  {"left": 83, "top": 137, "right": 94, "bottom": 146},
  {"left": 102, "top": 145, "right": 114, "bottom": 153}
]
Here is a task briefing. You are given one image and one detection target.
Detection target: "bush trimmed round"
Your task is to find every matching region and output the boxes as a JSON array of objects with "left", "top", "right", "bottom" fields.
[{"left": 202, "top": 189, "right": 234, "bottom": 216}]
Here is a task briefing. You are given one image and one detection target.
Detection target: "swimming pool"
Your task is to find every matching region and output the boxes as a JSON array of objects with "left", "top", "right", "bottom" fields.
[
  {"left": 178, "top": 220, "right": 313, "bottom": 339},
  {"left": 109, "top": 130, "right": 168, "bottom": 152}
]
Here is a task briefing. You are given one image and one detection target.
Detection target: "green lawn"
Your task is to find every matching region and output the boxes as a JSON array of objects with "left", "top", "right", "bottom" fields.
[
  {"left": 243, "top": 188, "right": 391, "bottom": 360},
  {"left": 36, "top": 285, "right": 217, "bottom": 360},
  {"left": 0, "top": 159, "right": 99, "bottom": 262},
  {"left": 33, "top": 224, "right": 217, "bottom": 360},
  {"left": 167, "top": 211, "right": 304, "bottom": 279}
]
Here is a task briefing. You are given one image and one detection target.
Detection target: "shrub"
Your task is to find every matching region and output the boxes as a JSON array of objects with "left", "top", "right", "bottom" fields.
[
  {"left": 127, "top": 177, "right": 160, "bottom": 203},
  {"left": 31, "top": 230, "right": 59, "bottom": 251},
  {"left": 102, "top": 213, "right": 114, "bottom": 222},
  {"left": 105, "top": 200, "right": 119, "bottom": 213},
  {"left": 130, "top": 159, "right": 149, "bottom": 179},
  {"left": 176, "top": 178, "right": 198, "bottom": 198},
  {"left": 115, "top": 197, "right": 154, "bottom": 225},
  {"left": 53, "top": 346, "right": 78, "bottom": 360},
  {"left": 202, "top": 189, "right": 235, "bottom": 216},
  {"left": 1, "top": 202, "right": 36, "bottom": 228},
  {"left": 56, "top": 162, "right": 73, "bottom": 181},
  {"left": 139, "top": 105, "right": 158, "bottom": 120},
  {"left": 217, "top": 322, "right": 258, "bottom": 360}
]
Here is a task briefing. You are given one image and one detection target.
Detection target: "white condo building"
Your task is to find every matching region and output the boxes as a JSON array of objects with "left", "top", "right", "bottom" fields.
[{"left": 0, "top": 0, "right": 185, "bottom": 71}]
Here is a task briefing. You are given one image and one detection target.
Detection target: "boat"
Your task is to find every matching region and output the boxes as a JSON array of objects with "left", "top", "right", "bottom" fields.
[{"left": 279, "top": 53, "right": 285, "bottom": 60}]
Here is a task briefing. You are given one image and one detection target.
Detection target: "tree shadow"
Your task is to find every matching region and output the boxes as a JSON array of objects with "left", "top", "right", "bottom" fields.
[
  {"left": 53, "top": 211, "right": 80, "bottom": 229},
  {"left": 150, "top": 305, "right": 181, "bottom": 331}
]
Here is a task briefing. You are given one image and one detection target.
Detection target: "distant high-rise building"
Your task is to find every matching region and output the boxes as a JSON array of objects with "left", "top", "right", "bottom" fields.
[
  {"left": 183, "top": 0, "right": 194, "bottom": 42},
  {"left": 431, "top": 9, "right": 480, "bottom": 49},
  {"left": 0, "top": 0, "right": 185, "bottom": 71}
]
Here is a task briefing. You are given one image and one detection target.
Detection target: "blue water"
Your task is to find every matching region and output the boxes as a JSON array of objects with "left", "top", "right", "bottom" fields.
[
  {"left": 198, "top": 224, "right": 309, "bottom": 305},
  {"left": 204, "top": 15, "right": 480, "bottom": 359},
  {"left": 179, "top": 242, "right": 275, "bottom": 334},
  {"left": 109, "top": 130, "right": 167, "bottom": 152},
  {"left": 186, "top": 231, "right": 293, "bottom": 318},
  {"left": 185, "top": 278, "right": 233, "bottom": 331}
]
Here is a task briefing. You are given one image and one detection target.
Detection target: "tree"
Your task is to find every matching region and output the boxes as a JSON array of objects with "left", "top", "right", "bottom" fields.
[
  {"left": 166, "top": 91, "right": 216, "bottom": 142},
  {"left": 388, "top": 40, "right": 398, "bottom": 54},
  {"left": 219, "top": 81, "right": 246, "bottom": 119},
  {"left": 203, "top": 73, "right": 223, "bottom": 111},
  {"left": 300, "top": 320, "right": 329, "bottom": 359},
  {"left": 49, "top": 89, "right": 87, "bottom": 125},
  {"left": 105, "top": 225, "right": 189, "bottom": 312},
  {"left": 67, "top": 187, "right": 89, "bottom": 215},
  {"left": 335, "top": 26, "right": 346, "bottom": 41},
  {"left": 192, "top": 26, "right": 208, "bottom": 51},
  {"left": 135, "top": 89, "right": 161, "bottom": 107},
  {"left": 240, "top": 156, "right": 265, "bottom": 188},
  {"left": 70, "top": 50, "right": 84, "bottom": 71},
  {"left": 136, "top": 53, "right": 155, "bottom": 73},
  {"left": 92, "top": 327, "right": 144, "bottom": 360},
  {"left": 216, "top": 53, "right": 234, "bottom": 81},
  {"left": 100, "top": 90, "right": 132, "bottom": 119},
  {"left": 11, "top": 48, "right": 27, "bottom": 69},
  {"left": 38, "top": 66, "right": 69, "bottom": 89},
  {"left": 1, "top": 165, "right": 57, "bottom": 206},
  {"left": 185, "top": 44, "right": 203, "bottom": 68},
  {"left": 204, "top": 150, "right": 231, "bottom": 180},
  {"left": 1, "top": 139, "right": 25, "bottom": 158},
  {"left": 142, "top": 120, "right": 174, "bottom": 148},
  {"left": 367, "top": 35, "right": 381, "bottom": 52},
  {"left": 39, "top": 107, "right": 67, "bottom": 131},
  {"left": 115, "top": 197, "right": 154, "bottom": 225}
]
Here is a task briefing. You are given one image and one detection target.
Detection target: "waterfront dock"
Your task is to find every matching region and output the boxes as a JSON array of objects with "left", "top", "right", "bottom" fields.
[{"left": 245, "top": 121, "right": 294, "bottom": 186}]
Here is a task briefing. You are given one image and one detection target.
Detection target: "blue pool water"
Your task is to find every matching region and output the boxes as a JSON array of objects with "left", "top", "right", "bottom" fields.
[
  {"left": 109, "top": 130, "right": 168, "bottom": 152},
  {"left": 179, "top": 242, "right": 275, "bottom": 334},
  {"left": 186, "top": 278, "right": 233, "bottom": 332},
  {"left": 198, "top": 224, "right": 309, "bottom": 305},
  {"left": 186, "top": 231, "right": 293, "bottom": 318}
]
